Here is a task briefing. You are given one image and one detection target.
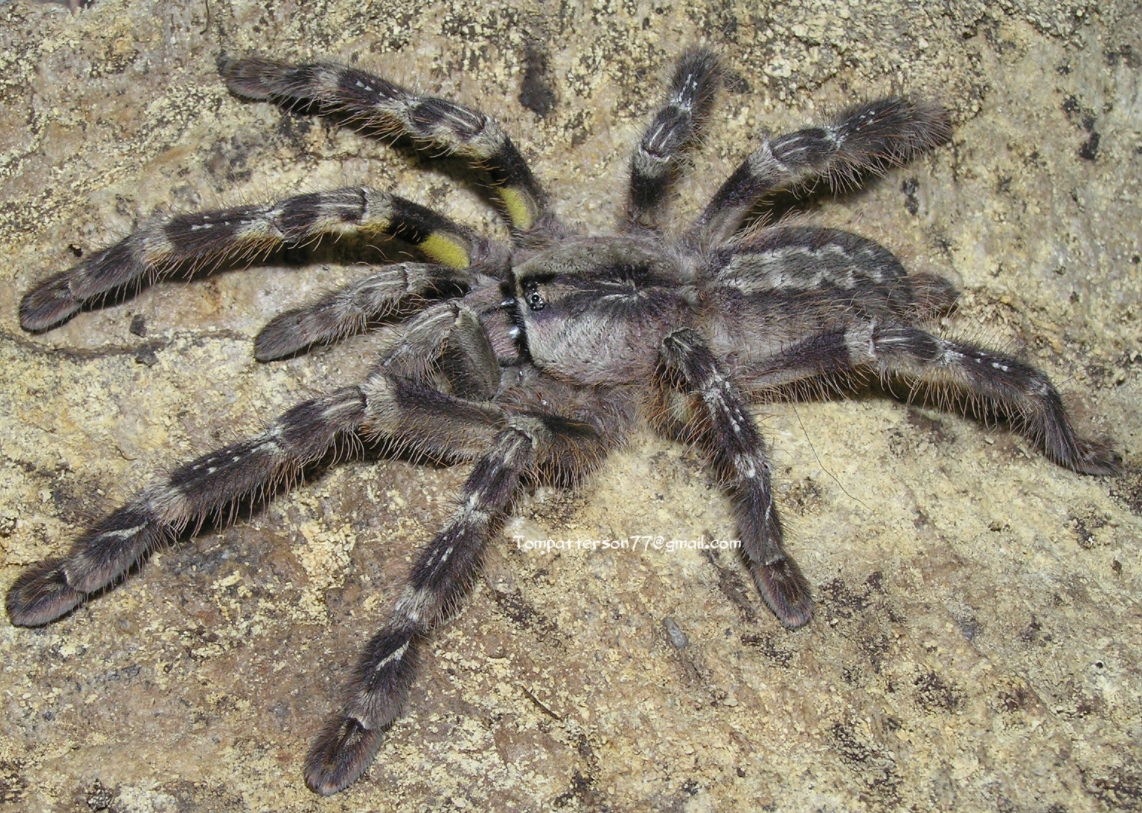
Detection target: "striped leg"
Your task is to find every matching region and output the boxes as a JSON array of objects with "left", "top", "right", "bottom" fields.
[
  {"left": 691, "top": 98, "right": 951, "bottom": 244},
  {"left": 254, "top": 262, "right": 470, "bottom": 361},
  {"left": 20, "top": 187, "right": 486, "bottom": 332},
  {"left": 4, "top": 319, "right": 512, "bottom": 630},
  {"left": 372, "top": 300, "right": 501, "bottom": 401},
  {"left": 5, "top": 387, "right": 368, "bottom": 627},
  {"left": 626, "top": 48, "right": 720, "bottom": 230},
  {"left": 660, "top": 328, "right": 813, "bottom": 628},
  {"left": 853, "top": 322, "right": 1121, "bottom": 475},
  {"left": 4, "top": 304, "right": 514, "bottom": 629},
  {"left": 736, "top": 321, "right": 1120, "bottom": 476},
  {"left": 220, "top": 57, "right": 550, "bottom": 235},
  {"left": 304, "top": 421, "right": 540, "bottom": 795}
]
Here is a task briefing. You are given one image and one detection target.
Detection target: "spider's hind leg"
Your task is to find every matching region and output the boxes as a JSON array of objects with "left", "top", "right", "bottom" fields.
[
  {"left": 739, "top": 320, "right": 1121, "bottom": 476},
  {"left": 691, "top": 97, "right": 951, "bottom": 244},
  {"left": 863, "top": 323, "right": 1121, "bottom": 475}
]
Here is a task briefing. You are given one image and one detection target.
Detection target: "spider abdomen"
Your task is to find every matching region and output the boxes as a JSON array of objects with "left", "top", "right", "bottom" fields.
[{"left": 701, "top": 227, "right": 959, "bottom": 370}]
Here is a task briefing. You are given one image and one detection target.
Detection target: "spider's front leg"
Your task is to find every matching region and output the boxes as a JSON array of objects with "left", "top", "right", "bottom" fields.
[
  {"left": 5, "top": 301, "right": 500, "bottom": 627},
  {"left": 306, "top": 373, "right": 626, "bottom": 794},
  {"left": 20, "top": 186, "right": 486, "bottom": 338},
  {"left": 659, "top": 328, "right": 813, "bottom": 628},
  {"left": 220, "top": 56, "right": 552, "bottom": 236},
  {"left": 6, "top": 386, "right": 369, "bottom": 626}
]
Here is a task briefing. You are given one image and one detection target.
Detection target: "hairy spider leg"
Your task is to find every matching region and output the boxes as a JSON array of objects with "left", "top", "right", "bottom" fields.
[
  {"left": 690, "top": 97, "right": 952, "bottom": 245},
  {"left": 4, "top": 301, "right": 502, "bottom": 628},
  {"left": 220, "top": 56, "right": 551, "bottom": 236},
  {"left": 303, "top": 422, "right": 536, "bottom": 795},
  {"left": 12, "top": 46, "right": 1122, "bottom": 803},
  {"left": 698, "top": 227, "right": 959, "bottom": 408},
  {"left": 254, "top": 261, "right": 473, "bottom": 361},
  {"left": 307, "top": 317, "right": 635, "bottom": 793},
  {"left": 626, "top": 48, "right": 720, "bottom": 230},
  {"left": 19, "top": 187, "right": 487, "bottom": 337},
  {"left": 659, "top": 328, "right": 814, "bottom": 628},
  {"left": 736, "top": 321, "right": 1121, "bottom": 476},
  {"left": 5, "top": 386, "right": 368, "bottom": 627}
]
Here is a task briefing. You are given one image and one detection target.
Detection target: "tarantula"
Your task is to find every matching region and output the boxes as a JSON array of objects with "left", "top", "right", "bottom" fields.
[{"left": 7, "top": 49, "right": 1120, "bottom": 796}]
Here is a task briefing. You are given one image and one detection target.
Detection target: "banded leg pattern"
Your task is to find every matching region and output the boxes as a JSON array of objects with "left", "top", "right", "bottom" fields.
[
  {"left": 693, "top": 97, "right": 951, "bottom": 243},
  {"left": 6, "top": 387, "right": 367, "bottom": 627},
  {"left": 371, "top": 301, "right": 501, "bottom": 400},
  {"left": 846, "top": 322, "right": 1122, "bottom": 475},
  {"left": 304, "top": 423, "right": 539, "bottom": 795},
  {"left": 660, "top": 328, "right": 813, "bottom": 627},
  {"left": 220, "top": 56, "right": 549, "bottom": 234},
  {"left": 20, "top": 187, "right": 484, "bottom": 332},
  {"left": 735, "top": 320, "right": 1120, "bottom": 476},
  {"left": 627, "top": 48, "right": 720, "bottom": 229},
  {"left": 361, "top": 375, "right": 506, "bottom": 462},
  {"left": 254, "top": 262, "right": 472, "bottom": 361}
]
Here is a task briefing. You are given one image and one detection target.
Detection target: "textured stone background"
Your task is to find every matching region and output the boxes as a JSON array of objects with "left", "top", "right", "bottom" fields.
[{"left": 1, "top": 1, "right": 1140, "bottom": 811}]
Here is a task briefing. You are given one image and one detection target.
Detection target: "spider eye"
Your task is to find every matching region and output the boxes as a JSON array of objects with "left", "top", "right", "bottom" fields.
[{"left": 521, "top": 280, "right": 546, "bottom": 311}]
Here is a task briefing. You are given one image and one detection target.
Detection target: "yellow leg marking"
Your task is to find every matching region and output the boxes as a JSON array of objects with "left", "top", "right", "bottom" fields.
[
  {"left": 419, "top": 233, "right": 471, "bottom": 268},
  {"left": 497, "top": 187, "right": 535, "bottom": 232},
  {"left": 356, "top": 216, "right": 393, "bottom": 234}
]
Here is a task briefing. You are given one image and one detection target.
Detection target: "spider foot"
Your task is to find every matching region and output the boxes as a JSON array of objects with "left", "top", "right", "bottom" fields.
[
  {"left": 752, "top": 557, "right": 813, "bottom": 629},
  {"left": 304, "top": 714, "right": 385, "bottom": 796},
  {"left": 19, "top": 272, "right": 80, "bottom": 332},
  {"left": 254, "top": 310, "right": 323, "bottom": 362},
  {"left": 6, "top": 559, "right": 85, "bottom": 626},
  {"left": 1064, "top": 436, "right": 1123, "bottom": 477}
]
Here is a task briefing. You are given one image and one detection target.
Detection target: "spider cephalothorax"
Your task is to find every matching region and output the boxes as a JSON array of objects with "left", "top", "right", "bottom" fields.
[{"left": 7, "top": 49, "right": 1120, "bottom": 796}]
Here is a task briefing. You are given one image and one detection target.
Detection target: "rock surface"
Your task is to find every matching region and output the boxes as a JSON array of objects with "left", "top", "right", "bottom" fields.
[{"left": 1, "top": 1, "right": 1140, "bottom": 811}]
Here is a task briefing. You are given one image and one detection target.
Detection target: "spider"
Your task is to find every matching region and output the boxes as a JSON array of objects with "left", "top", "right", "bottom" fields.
[{"left": 7, "top": 48, "right": 1121, "bottom": 796}]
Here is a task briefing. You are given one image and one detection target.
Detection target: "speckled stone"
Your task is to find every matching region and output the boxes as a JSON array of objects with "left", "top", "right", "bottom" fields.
[{"left": 1, "top": 1, "right": 1140, "bottom": 811}]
